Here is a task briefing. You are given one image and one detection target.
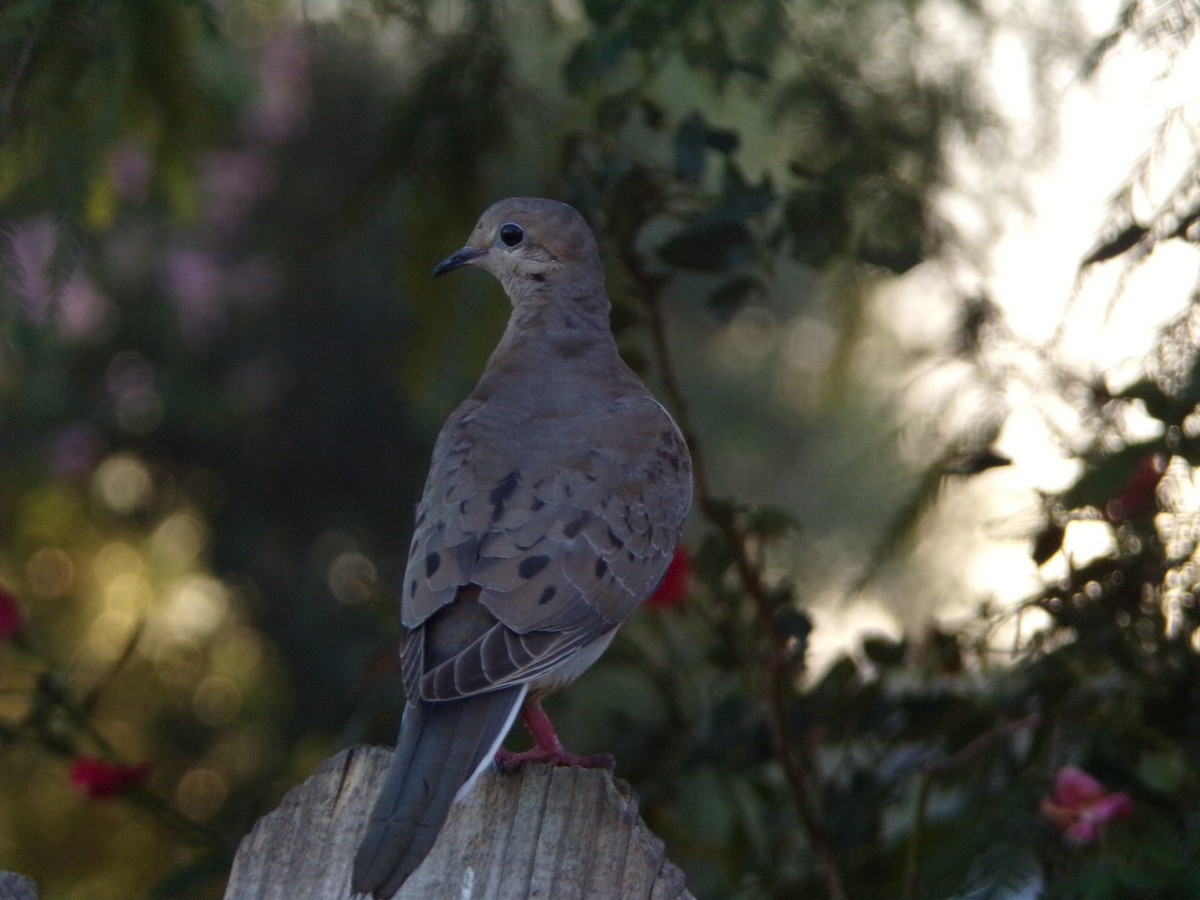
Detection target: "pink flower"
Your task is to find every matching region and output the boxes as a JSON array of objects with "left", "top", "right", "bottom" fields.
[
  {"left": 1105, "top": 454, "right": 1164, "bottom": 522},
  {"left": 1040, "top": 766, "right": 1132, "bottom": 845},
  {"left": 0, "top": 585, "right": 23, "bottom": 641},
  {"left": 69, "top": 757, "right": 154, "bottom": 799},
  {"left": 646, "top": 547, "right": 691, "bottom": 610}
]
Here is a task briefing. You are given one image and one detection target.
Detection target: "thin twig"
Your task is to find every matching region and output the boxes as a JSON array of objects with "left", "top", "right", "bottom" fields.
[
  {"left": 623, "top": 218, "right": 848, "bottom": 900},
  {"left": 902, "top": 713, "right": 1043, "bottom": 898},
  {"left": 0, "top": 7, "right": 47, "bottom": 141}
]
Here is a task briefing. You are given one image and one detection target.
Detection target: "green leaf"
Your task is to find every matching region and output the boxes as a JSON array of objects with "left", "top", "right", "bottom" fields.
[
  {"left": 706, "top": 126, "right": 739, "bottom": 154},
  {"left": 1178, "top": 435, "right": 1200, "bottom": 468},
  {"left": 563, "top": 34, "right": 631, "bottom": 93},
  {"left": 775, "top": 607, "right": 812, "bottom": 661},
  {"left": 674, "top": 110, "right": 708, "bottom": 182},
  {"left": 705, "top": 275, "right": 764, "bottom": 321},
  {"left": 150, "top": 851, "right": 231, "bottom": 898},
  {"left": 582, "top": 0, "right": 625, "bottom": 27},
  {"left": 950, "top": 845, "right": 1044, "bottom": 900},
  {"left": 658, "top": 217, "right": 754, "bottom": 272},
  {"left": 857, "top": 186, "right": 926, "bottom": 274},
  {"left": 720, "top": 161, "right": 774, "bottom": 218},
  {"left": 694, "top": 530, "right": 734, "bottom": 587},
  {"left": 745, "top": 504, "right": 800, "bottom": 539},
  {"left": 1113, "top": 378, "right": 1179, "bottom": 424},
  {"left": 861, "top": 634, "right": 906, "bottom": 668},
  {"left": 1135, "top": 750, "right": 1188, "bottom": 793},
  {"left": 1081, "top": 221, "right": 1149, "bottom": 267},
  {"left": 1061, "top": 441, "right": 1160, "bottom": 511},
  {"left": 784, "top": 182, "right": 850, "bottom": 266},
  {"left": 1031, "top": 522, "right": 1065, "bottom": 566}
]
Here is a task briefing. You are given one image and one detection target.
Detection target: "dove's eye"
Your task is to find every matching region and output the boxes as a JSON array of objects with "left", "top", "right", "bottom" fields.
[{"left": 498, "top": 222, "right": 525, "bottom": 247}]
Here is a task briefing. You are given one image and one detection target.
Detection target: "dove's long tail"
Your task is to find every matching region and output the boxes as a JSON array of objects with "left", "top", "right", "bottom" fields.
[{"left": 352, "top": 684, "right": 526, "bottom": 898}]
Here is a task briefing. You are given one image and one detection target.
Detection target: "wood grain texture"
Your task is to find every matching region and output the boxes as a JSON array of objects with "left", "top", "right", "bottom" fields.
[
  {"left": 225, "top": 745, "right": 693, "bottom": 900},
  {"left": 0, "top": 872, "right": 38, "bottom": 900}
]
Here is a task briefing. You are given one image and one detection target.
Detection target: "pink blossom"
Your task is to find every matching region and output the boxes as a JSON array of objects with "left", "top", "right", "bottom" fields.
[
  {"left": 0, "top": 585, "right": 23, "bottom": 641},
  {"left": 109, "top": 141, "right": 154, "bottom": 200},
  {"left": 1040, "top": 765, "right": 1132, "bottom": 845},
  {"left": 69, "top": 757, "right": 154, "bottom": 799},
  {"left": 646, "top": 547, "right": 691, "bottom": 610},
  {"left": 247, "top": 29, "right": 311, "bottom": 144},
  {"left": 164, "top": 246, "right": 226, "bottom": 343},
  {"left": 48, "top": 422, "right": 103, "bottom": 478},
  {"left": 7, "top": 218, "right": 56, "bottom": 323},
  {"left": 56, "top": 274, "right": 112, "bottom": 340},
  {"left": 1104, "top": 454, "right": 1164, "bottom": 522},
  {"left": 200, "top": 149, "right": 275, "bottom": 235}
]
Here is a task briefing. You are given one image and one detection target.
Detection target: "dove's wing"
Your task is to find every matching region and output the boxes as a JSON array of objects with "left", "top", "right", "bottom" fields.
[{"left": 401, "top": 392, "right": 691, "bottom": 702}]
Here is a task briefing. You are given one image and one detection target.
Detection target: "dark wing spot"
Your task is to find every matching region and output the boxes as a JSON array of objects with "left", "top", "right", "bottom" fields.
[
  {"left": 563, "top": 516, "right": 585, "bottom": 539},
  {"left": 607, "top": 527, "right": 624, "bottom": 550},
  {"left": 490, "top": 471, "right": 520, "bottom": 522},
  {"left": 408, "top": 578, "right": 418, "bottom": 596},
  {"left": 425, "top": 552, "right": 441, "bottom": 578},
  {"left": 531, "top": 498, "right": 545, "bottom": 511},
  {"left": 538, "top": 585, "right": 558, "bottom": 605},
  {"left": 595, "top": 558, "right": 608, "bottom": 579},
  {"left": 518, "top": 555, "right": 551, "bottom": 579}
]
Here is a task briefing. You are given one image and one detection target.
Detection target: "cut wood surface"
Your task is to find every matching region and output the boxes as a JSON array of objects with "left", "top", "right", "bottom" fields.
[
  {"left": 0, "top": 872, "right": 38, "bottom": 900},
  {"left": 224, "top": 745, "right": 693, "bottom": 900}
]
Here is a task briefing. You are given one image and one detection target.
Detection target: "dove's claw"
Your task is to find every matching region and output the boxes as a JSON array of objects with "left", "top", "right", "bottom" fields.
[{"left": 494, "top": 698, "right": 616, "bottom": 772}]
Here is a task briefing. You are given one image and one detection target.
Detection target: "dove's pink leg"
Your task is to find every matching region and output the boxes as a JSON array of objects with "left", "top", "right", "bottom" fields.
[{"left": 494, "top": 699, "right": 615, "bottom": 772}]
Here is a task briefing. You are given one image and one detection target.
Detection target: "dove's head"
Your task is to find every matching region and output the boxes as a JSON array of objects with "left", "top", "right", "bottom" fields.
[{"left": 433, "top": 198, "right": 605, "bottom": 308}]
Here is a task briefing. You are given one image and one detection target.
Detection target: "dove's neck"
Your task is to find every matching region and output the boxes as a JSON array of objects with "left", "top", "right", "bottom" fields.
[
  {"left": 477, "top": 287, "right": 629, "bottom": 398},
  {"left": 500, "top": 283, "right": 616, "bottom": 357}
]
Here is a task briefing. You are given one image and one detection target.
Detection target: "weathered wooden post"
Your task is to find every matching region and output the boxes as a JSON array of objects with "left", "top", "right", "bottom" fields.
[
  {"left": 224, "top": 746, "right": 693, "bottom": 899},
  {"left": 0, "top": 872, "right": 38, "bottom": 900}
]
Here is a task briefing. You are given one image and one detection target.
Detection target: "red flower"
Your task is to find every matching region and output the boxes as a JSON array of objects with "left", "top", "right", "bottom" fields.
[
  {"left": 1040, "top": 765, "right": 1132, "bottom": 845},
  {"left": 646, "top": 547, "right": 691, "bottom": 610},
  {"left": 1105, "top": 454, "right": 1164, "bottom": 522},
  {"left": 69, "top": 757, "right": 154, "bottom": 799},
  {"left": 0, "top": 585, "right": 23, "bottom": 641}
]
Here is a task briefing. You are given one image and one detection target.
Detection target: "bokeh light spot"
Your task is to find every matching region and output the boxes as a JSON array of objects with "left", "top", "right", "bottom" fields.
[
  {"left": 93, "top": 542, "right": 145, "bottom": 586},
  {"left": 93, "top": 455, "right": 153, "bottom": 514},
  {"left": 193, "top": 676, "right": 242, "bottom": 726},
  {"left": 150, "top": 512, "right": 207, "bottom": 569},
  {"left": 25, "top": 547, "right": 76, "bottom": 597},
  {"left": 86, "top": 610, "right": 139, "bottom": 661},
  {"left": 328, "top": 551, "right": 377, "bottom": 605},
  {"left": 210, "top": 625, "right": 263, "bottom": 678},
  {"left": 104, "top": 572, "right": 153, "bottom": 616},
  {"left": 175, "top": 767, "right": 227, "bottom": 821},
  {"left": 162, "top": 575, "right": 230, "bottom": 639},
  {"left": 153, "top": 639, "right": 205, "bottom": 687}
]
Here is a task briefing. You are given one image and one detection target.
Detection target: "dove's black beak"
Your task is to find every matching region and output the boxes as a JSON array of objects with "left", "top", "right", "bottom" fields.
[{"left": 433, "top": 246, "right": 486, "bottom": 277}]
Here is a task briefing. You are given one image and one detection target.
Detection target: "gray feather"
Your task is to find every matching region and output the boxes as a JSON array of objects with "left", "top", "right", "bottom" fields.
[{"left": 351, "top": 686, "right": 524, "bottom": 898}]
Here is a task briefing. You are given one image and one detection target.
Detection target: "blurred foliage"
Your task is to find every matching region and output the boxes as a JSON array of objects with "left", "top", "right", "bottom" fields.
[
  {"left": 1080, "top": 0, "right": 1200, "bottom": 275},
  {"left": 2, "top": 1, "right": 1200, "bottom": 899}
]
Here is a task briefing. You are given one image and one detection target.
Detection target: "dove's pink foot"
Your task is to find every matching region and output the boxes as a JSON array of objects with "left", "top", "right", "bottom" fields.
[{"left": 494, "top": 699, "right": 615, "bottom": 772}]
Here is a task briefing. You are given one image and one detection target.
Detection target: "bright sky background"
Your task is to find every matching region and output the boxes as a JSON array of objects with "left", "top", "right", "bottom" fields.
[{"left": 806, "top": 0, "right": 1200, "bottom": 668}]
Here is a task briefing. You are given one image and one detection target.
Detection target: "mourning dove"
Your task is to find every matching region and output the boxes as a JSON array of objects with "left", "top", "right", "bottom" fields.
[{"left": 351, "top": 198, "right": 693, "bottom": 898}]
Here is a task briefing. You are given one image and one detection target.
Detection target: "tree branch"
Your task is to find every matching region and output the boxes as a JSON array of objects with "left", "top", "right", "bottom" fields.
[{"left": 620, "top": 211, "right": 848, "bottom": 900}]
